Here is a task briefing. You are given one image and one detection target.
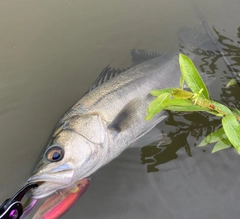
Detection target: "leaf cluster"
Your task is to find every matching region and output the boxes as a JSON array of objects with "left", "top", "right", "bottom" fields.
[{"left": 146, "top": 54, "right": 240, "bottom": 154}]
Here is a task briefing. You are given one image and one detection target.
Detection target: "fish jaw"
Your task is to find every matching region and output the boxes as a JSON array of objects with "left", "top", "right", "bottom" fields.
[{"left": 27, "top": 165, "right": 75, "bottom": 199}]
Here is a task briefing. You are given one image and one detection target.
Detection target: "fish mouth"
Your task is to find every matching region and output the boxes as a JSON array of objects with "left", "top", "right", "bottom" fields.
[{"left": 28, "top": 168, "right": 75, "bottom": 199}]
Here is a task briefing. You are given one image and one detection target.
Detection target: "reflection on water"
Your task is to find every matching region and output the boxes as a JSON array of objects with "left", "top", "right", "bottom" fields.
[
  {"left": 141, "top": 112, "right": 221, "bottom": 172},
  {"left": 214, "top": 27, "right": 240, "bottom": 109},
  {"left": 141, "top": 25, "right": 240, "bottom": 173},
  {"left": 213, "top": 26, "right": 240, "bottom": 85},
  {"left": 214, "top": 27, "right": 240, "bottom": 67}
]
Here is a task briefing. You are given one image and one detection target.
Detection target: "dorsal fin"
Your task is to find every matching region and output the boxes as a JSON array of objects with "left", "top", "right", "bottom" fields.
[
  {"left": 86, "top": 65, "right": 129, "bottom": 93},
  {"left": 131, "top": 49, "right": 162, "bottom": 65},
  {"left": 86, "top": 49, "right": 162, "bottom": 93}
]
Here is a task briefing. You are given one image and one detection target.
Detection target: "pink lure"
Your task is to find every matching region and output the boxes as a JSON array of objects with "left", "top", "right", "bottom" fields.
[{"left": 33, "top": 178, "right": 90, "bottom": 219}]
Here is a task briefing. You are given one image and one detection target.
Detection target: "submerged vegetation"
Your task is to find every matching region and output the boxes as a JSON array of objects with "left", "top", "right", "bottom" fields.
[{"left": 146, "top": 54, "right": 240, "bottom": 154}]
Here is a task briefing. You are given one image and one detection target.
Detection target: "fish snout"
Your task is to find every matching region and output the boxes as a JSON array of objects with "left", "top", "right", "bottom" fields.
[{"left": 27, "top": 166, "right": 75, "bottom": 199}]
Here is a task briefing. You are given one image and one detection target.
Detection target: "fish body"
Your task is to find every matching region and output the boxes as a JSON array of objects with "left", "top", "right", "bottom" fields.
[
  {"left": 27, "top": 27, "right": 211, "bottom": 199},
  {"left": 65, "top": 53, "right": 180, "bottom": 157}
]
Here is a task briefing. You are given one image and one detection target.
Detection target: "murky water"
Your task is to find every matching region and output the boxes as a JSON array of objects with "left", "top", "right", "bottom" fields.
[{"left": 0, "top": 0, "right": 240, "bottom": 218}]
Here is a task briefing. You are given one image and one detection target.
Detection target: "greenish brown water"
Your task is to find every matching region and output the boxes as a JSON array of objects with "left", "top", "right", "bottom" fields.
[{"left": 0, "top": 0, "right": 240, "bottom": 218}]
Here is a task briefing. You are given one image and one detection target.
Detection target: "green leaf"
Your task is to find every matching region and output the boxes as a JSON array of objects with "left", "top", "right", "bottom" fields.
[
  {"left": 163, "top": 105, "right": 210, "bottom": 112},
  {"left": 180, "top": 75, "right": 185, "bottom": 89},
  {"left": 226, "top": 79, "right": 237, "bottom": 88},
  {"left": 198, "top": 127, "right": 225, "bottom": 147},
  {"left": 222, "top": 114, "right": 240, "bottom": 154},
  {"left": 145, "top": 93, "right": 170, "bottom": 120},
  {"left": 232, "top": 108, "right": 240, "bottom": 118},
  {"left": 161, "top": 98, "right": 213, "bottom": 113},
  {"left": 162, "top": 98, "right": 193, "bottom": 107},
  {"left": 171, "top": 88, "right": 193, "bottom": 99},
  {"left": 150, "top": 88, "right": 174, "bottom": 97},
  {"left": 212, "top": 139, "right": 231, "bottom": 153},
  {"left": 197, "top": 99, "right": 214, "bottom": 109},
  {"left": 211, "top": 100, "right": 233, "bottom": 116},
  {"left": 179, "top": 53, "right": 209, "bottom": 99}
]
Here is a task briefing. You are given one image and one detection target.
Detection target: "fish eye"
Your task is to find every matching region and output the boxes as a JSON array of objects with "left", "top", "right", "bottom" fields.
[{"left": 45, "top": 145, "right": 64, "bottom": 162}]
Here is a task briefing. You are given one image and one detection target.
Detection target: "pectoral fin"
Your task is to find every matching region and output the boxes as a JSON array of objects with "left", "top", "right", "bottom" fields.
[
  {"left": 131, "top": 126, "right": 171, "bottom": 148},
  {"left": 108, "top": 99, "right": 141, "bottom": 132}
]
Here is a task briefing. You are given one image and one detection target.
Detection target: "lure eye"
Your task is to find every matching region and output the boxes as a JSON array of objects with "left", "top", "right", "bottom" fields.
[{"left": 45, "top": 145, "right": 64, "bottom": 162}]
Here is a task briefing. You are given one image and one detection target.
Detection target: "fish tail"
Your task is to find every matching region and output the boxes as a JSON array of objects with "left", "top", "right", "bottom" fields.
[{"left": 178, "top": 27, "right": 215, "bottom": 53}]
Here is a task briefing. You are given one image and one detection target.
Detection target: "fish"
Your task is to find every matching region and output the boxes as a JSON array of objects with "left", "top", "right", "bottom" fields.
[{"left": 27, "top": 27, "right": 213, "bottom": 201}]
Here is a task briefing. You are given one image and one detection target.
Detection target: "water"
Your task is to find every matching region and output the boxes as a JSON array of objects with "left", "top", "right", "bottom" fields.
[{"left": 0, "top": 0, "right": 240, "bottom": 218}]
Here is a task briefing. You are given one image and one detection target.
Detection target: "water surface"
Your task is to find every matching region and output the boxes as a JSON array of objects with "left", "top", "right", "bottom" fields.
[{"left": 0, "top": 0, "right": 240, "bottom": 218}]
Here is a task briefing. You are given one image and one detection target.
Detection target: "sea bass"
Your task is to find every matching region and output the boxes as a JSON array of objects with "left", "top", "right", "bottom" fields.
[{"left": 27, "top": 27, "right": 212, "bottom": 199}]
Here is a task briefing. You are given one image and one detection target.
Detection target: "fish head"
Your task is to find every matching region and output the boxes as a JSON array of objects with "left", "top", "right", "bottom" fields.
[{"left": 28, "top": 114, "right": 108, "bottom": 199}]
